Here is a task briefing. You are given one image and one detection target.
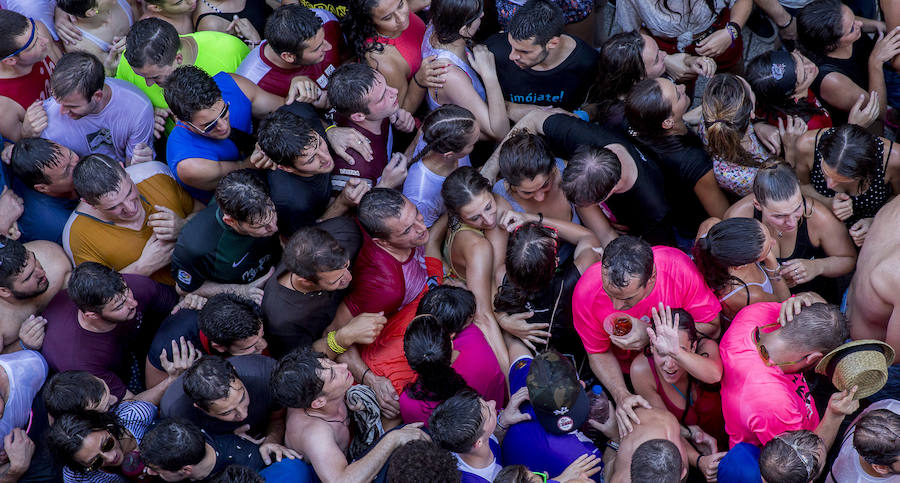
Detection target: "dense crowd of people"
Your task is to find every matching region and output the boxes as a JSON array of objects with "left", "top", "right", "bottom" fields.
[{"left": 2, "top": 0, "right": 900, "bottom": 481}]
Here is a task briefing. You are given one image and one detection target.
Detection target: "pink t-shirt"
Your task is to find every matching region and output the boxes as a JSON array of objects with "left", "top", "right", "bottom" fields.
[
  {"left": 398, "top": 323, "right": 508, "bottom": 424},
  {"left": 719, "top": 303, "right": 820, "bottom": 448},
  {"left": 572, "top": 246, "right": 721, "bottom": 370}
]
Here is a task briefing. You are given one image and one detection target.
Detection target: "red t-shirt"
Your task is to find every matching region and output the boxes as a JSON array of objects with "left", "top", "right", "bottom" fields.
[
  {"left": 719, "top": 303, "right": 820, "bottom": 448},
  {"left": 572, "top": 246, "right": 721, "bottom": 371},
  {"left": 0, "top": 55, "right": 54, "bottom": 110},
  {"left": 235, "top": 9, "right": 342, "bottom": 97}
]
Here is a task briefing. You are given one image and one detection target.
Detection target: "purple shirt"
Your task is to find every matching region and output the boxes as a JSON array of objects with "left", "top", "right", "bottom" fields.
[{"left": 41, "top": 274, "right": 177, "bottom": 399}]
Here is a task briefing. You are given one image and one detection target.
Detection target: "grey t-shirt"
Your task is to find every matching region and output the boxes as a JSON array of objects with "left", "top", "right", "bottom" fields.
[{"left": 827, "top": 399, "right": 900, "bottom": 483}]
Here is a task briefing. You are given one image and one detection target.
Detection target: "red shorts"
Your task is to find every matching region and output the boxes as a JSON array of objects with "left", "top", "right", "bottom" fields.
[{"left": 361, "top": 256, "right": 444, "bottom": 394}]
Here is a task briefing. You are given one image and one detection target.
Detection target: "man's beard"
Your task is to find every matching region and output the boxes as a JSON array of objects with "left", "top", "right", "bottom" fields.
[{"left": 10, "top": 281, "right": 48, "bottom": 300}]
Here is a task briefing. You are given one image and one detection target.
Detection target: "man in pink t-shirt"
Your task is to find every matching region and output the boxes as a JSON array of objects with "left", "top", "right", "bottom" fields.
[
  {"left": 719, "top": 298, "right": 850, "bottom": 448},
  {"left": 572, "top": 236, "right": 721, "bottom": 432}
]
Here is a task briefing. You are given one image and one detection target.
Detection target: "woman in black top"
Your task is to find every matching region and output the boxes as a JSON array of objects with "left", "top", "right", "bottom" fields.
[
  {"left": 625, "top": 77, "right": 730, "bottom": 240},
  {"left": 797, "top": 0, "right": 900, "bottom": 125},
  {"left": 724, "top": 161, "right": 856, "bottom": 303}
]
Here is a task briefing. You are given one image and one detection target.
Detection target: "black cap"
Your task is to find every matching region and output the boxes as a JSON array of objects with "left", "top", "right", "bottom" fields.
[{"left": 526, "top": 351, "right": 589, "bottom": 435}]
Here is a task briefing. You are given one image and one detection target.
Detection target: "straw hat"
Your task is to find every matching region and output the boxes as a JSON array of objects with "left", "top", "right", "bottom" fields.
[{"left": 815, "top": 340, "right": 895, "bottom": 399}]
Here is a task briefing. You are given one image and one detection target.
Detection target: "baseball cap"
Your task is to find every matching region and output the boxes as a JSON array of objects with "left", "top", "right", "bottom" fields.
[{"left": 526, "top": 351, "right": 589, "bottom": 435}]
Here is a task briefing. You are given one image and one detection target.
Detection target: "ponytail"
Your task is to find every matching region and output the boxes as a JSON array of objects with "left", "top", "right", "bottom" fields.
[{"left": 702, "top": 74, "right": 757, "bottom": 168}]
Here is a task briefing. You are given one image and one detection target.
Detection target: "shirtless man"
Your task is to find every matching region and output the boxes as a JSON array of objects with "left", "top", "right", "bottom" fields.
[
  {"left": 606, "top": 408, "right": 689, "bottom": 483},
  {"left": 0, "top": 237, "right": 71, "bottom": 353},
  {"left": 0, "top": 10, "right": 62, "bottom": 142},
  {"left": 848, "top": 195, "right": 900, "bottom": 365},
  {"left": 140, "top": 0, "right": 197, "bottom": 35},
  {"left": 270, "top": 346, "right": 429, "bottom": 483}
]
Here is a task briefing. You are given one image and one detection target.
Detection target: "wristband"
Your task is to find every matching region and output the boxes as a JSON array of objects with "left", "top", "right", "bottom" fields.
[
  {"left": 695, "top": 454, "right": 703, "bottom": 468},
  {"left": 324, "top": 124, "right": 337, "bottom": 133},
  {"left": 363, "top": 367, "right": 372, "bottom": 383},
  {"left": 606, "top": 441, "right": 619, "bottom": 452},
  {"left": 327, "top": 330, "right": 346, "bottom": 354},
  {"left": 776, "top": 15, "right": 794, "bottom": 29},
  {"left": 413, "top": 75, "right": 427, "bottom": 89},
  {"left": 19, "top": 340, "right": 29, "bottom": 351},
  {"left": 726, "top": 22, "right": 741, "bottom": 41}
]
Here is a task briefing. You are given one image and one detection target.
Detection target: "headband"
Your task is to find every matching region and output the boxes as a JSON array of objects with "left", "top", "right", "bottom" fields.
[{"left": 768, "top": 50, "right": 798, "bottom": 98}]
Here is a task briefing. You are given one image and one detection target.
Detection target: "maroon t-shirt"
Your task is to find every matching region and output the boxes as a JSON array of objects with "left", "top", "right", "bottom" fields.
[
  {"left": 41, "top": 274, "right": 178, "bottom": 399},
  {"left": 331, "top": 113, "right": 392, "bottom": 193}
]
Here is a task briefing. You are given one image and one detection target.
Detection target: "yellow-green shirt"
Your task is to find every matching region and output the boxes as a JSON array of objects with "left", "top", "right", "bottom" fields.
[{"left": 116, "top": 31, "right": 250, "bottom": 134}]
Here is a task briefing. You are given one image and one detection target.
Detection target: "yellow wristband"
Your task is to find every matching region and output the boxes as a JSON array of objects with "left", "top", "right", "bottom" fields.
[
  {"left": 327, "top": 330, "right": 346, "bottom": 354},
  {"left": 325, "top": 124, "right": 337, "bottom": 132}
]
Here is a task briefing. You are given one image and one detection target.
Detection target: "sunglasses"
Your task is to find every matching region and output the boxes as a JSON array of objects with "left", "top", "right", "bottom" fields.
[
  {"left": 186, "top": 101, "right": 229, "bottom": 134},
  {"left": 83, "top": 435, "right": 115, "bottom": 472},
  {"left": 533, "top": 471, "right": 549, "bottom": 483},
  {"left": 2, "top": 19, "right": 35, "bottom": 61},
  {"left": 754, "top": 323, "right": 808, "bottom": 367}
]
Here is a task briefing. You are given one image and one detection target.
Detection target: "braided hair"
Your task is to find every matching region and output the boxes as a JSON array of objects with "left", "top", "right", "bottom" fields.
[{"left": 410, "top": 105, "right": 477, "bottom": 165}]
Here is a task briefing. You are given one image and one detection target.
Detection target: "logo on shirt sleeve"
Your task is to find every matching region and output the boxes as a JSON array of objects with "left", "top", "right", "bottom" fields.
[{"left": 177, "top": 270, "right": 192, "bottom": 286}]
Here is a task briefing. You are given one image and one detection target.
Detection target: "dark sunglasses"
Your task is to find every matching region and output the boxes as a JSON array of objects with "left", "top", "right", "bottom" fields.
[
  {"left": 83, "top": 435, "right": 115, "bottom": 472},
  {"left": 186, "top": 101, "right": 229, "bottom": 134}
]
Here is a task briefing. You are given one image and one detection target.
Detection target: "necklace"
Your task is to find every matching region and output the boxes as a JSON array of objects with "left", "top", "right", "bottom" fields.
[
  {"left": 201, "top": 0, "right": 223, "bottom": 13},
  {"left": 304, "top": 408, "right": 350, "bottom": 424},
  {"left": 289, "top": 274, "right": 325, "bottom": 296}
]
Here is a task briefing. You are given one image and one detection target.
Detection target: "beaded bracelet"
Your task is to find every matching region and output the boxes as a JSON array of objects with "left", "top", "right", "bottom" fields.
[{"left": 327, "top": 330, "right": 346, "bottom": 354}]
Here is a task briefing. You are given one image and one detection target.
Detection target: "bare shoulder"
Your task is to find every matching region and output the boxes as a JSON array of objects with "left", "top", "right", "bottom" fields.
[{"left": 723, "top": 195, "right": 755, "bottom": 219}]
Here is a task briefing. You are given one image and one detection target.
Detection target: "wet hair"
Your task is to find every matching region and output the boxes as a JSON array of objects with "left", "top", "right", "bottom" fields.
[
  {"left": 47, "top": 411, "right": 126, "bottom": 472},
  {"left": 781, "top": 302, "right": 849, "bottom": 353},
  {"left": 10, "top": 138, "right": 69, "bottom": 187},
  {"left": 498, "top": 132, "right": 555, "bottom": 187},
  {"left": 584, "top": 31, "right": 646, "bottom": 122},
  {"left": 692, "top": 218, "right": 767, "bottom": 294},
  {"left": 431, "top": 0, "right": 484, "bottom": 44},
  {"left": 256, "top": 110, "right": 318, "bottom": 168},
  {"left": 56, "top": 0, "right": 97, "bottom": 17},
  {"left": 342, "top": 0, "right": 386, "bottom": 60},
  {"left": 441, "top": 166, "right": 492, "bottom": 216},
  {"left": 753, "top": 160, "right": 802, "bottom": 206},
  {"left": 124, "top": 18, "right": 181, "bottom": 69},
  {"left": 211, "top": 465, "right": 266, "bottom": 483},
  {"left": 429, "top": 390, "right": 485, "bottom": 453},
  {"left": 51, "top": 52, "right": 105, "bottom": 101},
  {"left": 798, "top": 0, "right": 845, "bottom": 61},
  {"left": 72, "top": 154, "right": 127, "bottom": 205},
  {"left": 140, "top": 419, "right": 207, "bottom": 471},
  {"left": 559, "top": 145, "right": 622, "bottom": 207},
  {"left": 0, "top": 236, "right": 28, "bottom": 289},
  {"left": 284, "top": 226, "right": 348, "bottom": 281},
  {"left": 386, "top": 440, "right": 460, "bottom": 483},
  {"left": 507, "top": 0, "right": 565, "bottom": 46},
  {"left": 416, "top": 285, "right": 477, "bottom": 335},
  {"left": 760, "top": 430, "right": 824, "bottom": 483},
  {"left": 215, "top": 170, "right": 274, "bottom": 225},
  {"left": 746, "top": 51, "right": 824, "bottom": 121},
  {"left": 817, "top": 124, "right": 881, "bottom": 194},
  {"left": 404, "top": 315, "right": 471, "bottom": 402},
  {"left": 264, "top": 4, "right": 324, "bottom": 56},
  {"left": 68, "top": 262, "right": 127, "bottom": 315},
  {"left": 327, "top": 62, "right": 376, "bottom": 116},
  {"left": 163, "top": 65, "right": 222, "bottom": 123},
  {"left": 630, "top": 439, "right": 682, "bottom": 483},
  {"left": 0, "top": 10, "right": 31, "bottom": 59},
  {"left": 601, "top": 236, "right": 654, "bottom": 288},
  {"left": 358, "top": 188, "right": 407, "bottom": 239},
  {"left": 198, "top": 293, "right": 263, "bottom": 348},
  {"left": 493, "top": 465, "right": 533, "bottom": 483},
  {"left": 410, "top": 105, "right": 477, "bottom": 164},
  {"left": 702, "top": 74, "right": 757, "bottom": 168},
  {"left": 270, "top": 346, "right": 327, "bottom": 409},
  {"left": 855, "top": 409, "right": 900, "bottom": 466},
  {"left": 43, "top": 371, "right": 107, "bottom": 418},
  {"left": 182, "top": 356, "right": 240, "bottom": 411},
  {"left": 493, "top": 222, "right": 558, "bottom": 313}
]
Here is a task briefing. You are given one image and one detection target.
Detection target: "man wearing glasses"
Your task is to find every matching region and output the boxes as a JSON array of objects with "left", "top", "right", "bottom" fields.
[
  {"left": 0, "top": 10, "right": 62, "bottom": 142},
  {"left": 162, "top": 65, "right": 284, "bottom": 204},
  {"left": 719, "top": 294, "right": 856, "bottom": 448}
]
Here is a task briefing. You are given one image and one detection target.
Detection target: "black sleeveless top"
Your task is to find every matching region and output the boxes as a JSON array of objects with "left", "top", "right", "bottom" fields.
[
  {"left": 753, "top": 206, "right": 839, "bottom": 303},
  {"left": 808, "top": 35, "right": 874, "bottom": 126},
  {"left": 194, "top": 0, "right": 272, "bottom": 36},
  {"left": 810, "top": 128, "right": 893, "bottom": 227}
]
